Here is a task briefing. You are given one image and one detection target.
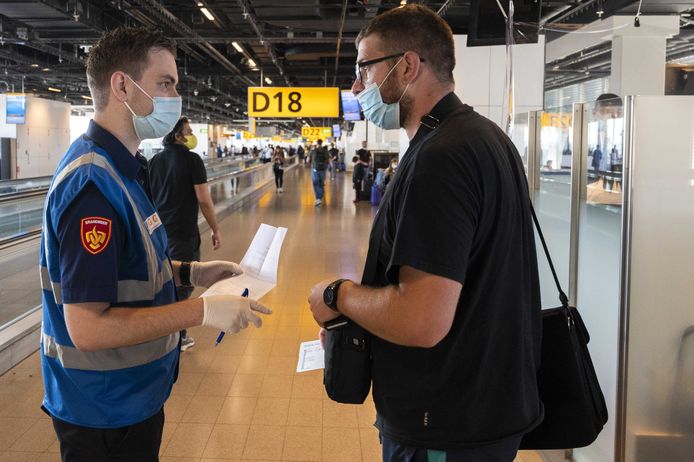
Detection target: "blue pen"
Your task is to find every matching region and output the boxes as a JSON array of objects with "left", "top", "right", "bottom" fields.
[{"left": 215, "top": 287, "right": 249, "bottom": 347}]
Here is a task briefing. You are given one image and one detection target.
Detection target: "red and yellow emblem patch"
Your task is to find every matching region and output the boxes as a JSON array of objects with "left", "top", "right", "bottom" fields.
[{"left": 80, "top": 217, "right": 112, "bottom": 255}]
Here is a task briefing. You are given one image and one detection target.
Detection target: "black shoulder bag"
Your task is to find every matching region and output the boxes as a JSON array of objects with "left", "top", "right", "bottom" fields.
[{"left": 520, "top": 204, "right": 609, "bottom": 449}]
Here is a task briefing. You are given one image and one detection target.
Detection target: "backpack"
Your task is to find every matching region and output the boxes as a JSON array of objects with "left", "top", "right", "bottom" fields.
[{"left": 313, "top": 147, "right": 328, "bottom": 171}]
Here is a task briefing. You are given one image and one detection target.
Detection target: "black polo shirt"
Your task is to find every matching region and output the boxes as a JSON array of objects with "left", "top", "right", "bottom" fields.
[
  {"left": 363, "top": 92, "right": 542, "bottom": 448},
  {"left": 148, "top": 144, "right": 207, "bottom": 240}
]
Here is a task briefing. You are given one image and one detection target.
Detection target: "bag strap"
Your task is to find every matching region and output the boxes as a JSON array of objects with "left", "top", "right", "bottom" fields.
[
  {"left": 529, "top": 204, "right": 569, "bottom": 308},
  {"left": 496, "top": 126, "right": 570, "bottom": 310}
]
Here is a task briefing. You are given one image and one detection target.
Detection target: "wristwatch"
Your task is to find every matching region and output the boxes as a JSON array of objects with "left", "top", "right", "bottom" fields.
[
  {"left": 180, "top": 261, "right": 193, "bottom": 287},
  {"left": 323, "top": 278, "right": 348, "bottom": 312}
]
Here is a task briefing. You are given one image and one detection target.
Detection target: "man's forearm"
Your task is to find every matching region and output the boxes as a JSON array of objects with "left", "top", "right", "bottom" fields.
[
  {"left": 199, "top": 201, "right": 219, "bottom": 234},
  {"left": 65, "top": 298, "right": 205, "bottom": 352},
  {"left": 337, "top": 282, "right": 431, "bottom": 347}
]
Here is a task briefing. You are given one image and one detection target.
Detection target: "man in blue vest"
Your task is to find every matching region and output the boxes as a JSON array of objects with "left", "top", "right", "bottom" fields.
[{"left": 39, "top": 27, "right": 272, "bottom": 461}]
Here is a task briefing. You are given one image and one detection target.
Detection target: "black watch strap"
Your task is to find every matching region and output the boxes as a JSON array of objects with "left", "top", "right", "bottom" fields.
[
  {"left": 180, "top": 261, "right": 193, "bottom": 287},
  {"left": 324, "top": 278, "right": 348, "bottom": 312}
]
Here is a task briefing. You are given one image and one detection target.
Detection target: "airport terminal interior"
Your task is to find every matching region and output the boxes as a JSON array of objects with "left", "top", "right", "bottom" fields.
[{"left": 0, "top": 1, "right": 693, "bottom": 461}]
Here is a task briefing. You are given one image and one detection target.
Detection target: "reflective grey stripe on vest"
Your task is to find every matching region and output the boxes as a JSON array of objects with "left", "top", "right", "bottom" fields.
[
  {"left": 43, "top": 151, "right": 173, "bottom": 303},
  {"left": 40, "top": 266, "right": 163, "bottom": 305},
  {"left": 40, "top": 265, "right": 62, "bottom": 304},
  {"left": 42, "top": 331, "right": 179, "bottom": 371}
]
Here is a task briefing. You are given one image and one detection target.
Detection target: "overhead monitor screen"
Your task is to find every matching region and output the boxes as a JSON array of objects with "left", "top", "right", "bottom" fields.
[
  {"left": 332, "top": 124, "right": 341, "bottom": 138},
  {"left": 467, "top": 0, "right": 541, "bottom": 47},
  {"left": 340, "top": 90, "right": 362, "bottom": 121},
  {"left": 6, "top": 94, "right": 26, "bottom": 124}
]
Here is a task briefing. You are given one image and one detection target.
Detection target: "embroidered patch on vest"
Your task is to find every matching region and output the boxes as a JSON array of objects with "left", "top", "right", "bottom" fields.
[
  {"left": 145, "top": 212, "right": 162, "bottom": 235},
  {"left": 80, "top": 217, "right": 112, "bottom": 255}
]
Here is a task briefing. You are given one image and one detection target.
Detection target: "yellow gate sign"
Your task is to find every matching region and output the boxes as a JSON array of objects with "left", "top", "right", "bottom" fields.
[
  {"left": 248, "top": 87, "right": 339, "bottom": 118},
  {"left": 301, "top": 126, "right": 332, "bottom": 140}
]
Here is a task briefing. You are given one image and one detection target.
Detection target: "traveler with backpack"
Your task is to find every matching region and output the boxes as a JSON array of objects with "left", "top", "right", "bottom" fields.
[{"left": 309, "top": 139, "right": 329, "bottom": 206}]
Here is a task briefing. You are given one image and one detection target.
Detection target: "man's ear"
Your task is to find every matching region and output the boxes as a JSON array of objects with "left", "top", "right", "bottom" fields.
[
  {"left": 402, "top": 51, "right": 422, "bottom": 84},
  {"left": 110, "top": 72, "right": 129, "bottom": 103}
]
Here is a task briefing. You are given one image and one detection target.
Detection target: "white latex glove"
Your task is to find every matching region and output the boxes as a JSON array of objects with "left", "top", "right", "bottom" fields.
[
  {"left": 190, "top": 260, "right": 243, "bottom": 288},
  {"left": 202, "top": 294, "right": 272, "bottom": 334}
]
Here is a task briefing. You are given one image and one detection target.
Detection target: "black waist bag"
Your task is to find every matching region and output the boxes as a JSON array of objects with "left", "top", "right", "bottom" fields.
[{"left": 323, "top": 316, "right": 371, "bottom": 404}]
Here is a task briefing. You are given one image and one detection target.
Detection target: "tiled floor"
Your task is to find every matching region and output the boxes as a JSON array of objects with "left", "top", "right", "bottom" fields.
[{"left": 0, "top": 166, "right": 549, "bottom": 461}]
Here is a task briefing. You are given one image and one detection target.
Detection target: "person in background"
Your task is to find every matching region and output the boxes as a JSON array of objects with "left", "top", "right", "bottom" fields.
[
  {"left": 328, "top": 142, "right": 339, "bottom": 180},
  {"left": 356, "top": 140, "right": 371, "bottom": 167},
  {"left": 149, "top": 116, "right": 224, "bottom": 351},
  {"left": 352, "top": 154, "right": 365, "bottom": 204},
  {"left": 309, "top": 139, "right": 329, "bottom": 206},
  {"left": 40, "top": 26, "right": 271, "bottom": 462},
  {"left": 297, "top": 144, "right": 305, "bottom": 164},
  {"left": 272, "top": 145, "right": 285, "bottom": 193},
  {"left": 307, "top": 5, "right": 541, "bottom": 462}
]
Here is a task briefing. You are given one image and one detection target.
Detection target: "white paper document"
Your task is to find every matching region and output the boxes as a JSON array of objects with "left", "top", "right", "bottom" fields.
[
  {"left": 296, "top": 340, "right": 325, "bottom": 373},
  {"left": 202, "top": 223, "right": 288, "bottom": 300}
]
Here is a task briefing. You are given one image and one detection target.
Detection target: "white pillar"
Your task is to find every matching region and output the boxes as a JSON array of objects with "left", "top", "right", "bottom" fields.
[
  {"left": 453, "top": 35, "right": 545, "bottom": 128},
  {"left": 546, "top": 15, "right": 680, "bottom": 97},
  {"left": 610, "top": 16, "right": 679, "bottom": 96}
]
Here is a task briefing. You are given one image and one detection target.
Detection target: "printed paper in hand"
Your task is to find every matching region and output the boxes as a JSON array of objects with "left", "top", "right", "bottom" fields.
[
  {"left": 202, "top": 223, "right": 288, "bottom": 300},
  {"left": 296, "top": 340, "right": 325, "bottom": 373}
]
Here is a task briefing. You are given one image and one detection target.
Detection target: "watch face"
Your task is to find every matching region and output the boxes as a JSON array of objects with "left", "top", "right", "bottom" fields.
[{"left": 324, "top": 288, "right": 335, "bottom": 306}]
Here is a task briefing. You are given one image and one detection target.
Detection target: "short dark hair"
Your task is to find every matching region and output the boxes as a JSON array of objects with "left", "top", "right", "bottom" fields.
[
  {"left": 86, "top": 27, "right": 177, "bottom": 111},
  {"left": 162, "top": 117, "right": 189, "bottom": 147},
  {"left": 316, "top": 139, "right": 323, "bottom": 145},
  {"left": 356, "top": 4, "right": 454, "bottom": 84},
  {"left": 594, "top": 93, "right": 623, "bottom": 109}
]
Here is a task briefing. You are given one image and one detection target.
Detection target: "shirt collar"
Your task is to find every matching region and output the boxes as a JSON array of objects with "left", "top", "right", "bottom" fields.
[
  {"left": 413, "top": 92, "right": 470, "bottom": 141},
  {"left": 85, "top": 120, "right": 142, "bottom": 180}
]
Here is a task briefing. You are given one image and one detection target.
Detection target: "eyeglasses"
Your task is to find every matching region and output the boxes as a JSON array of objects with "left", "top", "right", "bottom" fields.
[{"left": 354, "top": 53, "right": 405, "bottom": 84}]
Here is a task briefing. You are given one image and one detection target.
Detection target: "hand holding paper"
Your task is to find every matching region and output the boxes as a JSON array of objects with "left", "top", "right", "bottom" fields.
[
  {"left": 202, "top": 224, "right": 288, "bottom": 300},
  {"left": 191, "top": 260, "right": 243, "bottom": 288}
]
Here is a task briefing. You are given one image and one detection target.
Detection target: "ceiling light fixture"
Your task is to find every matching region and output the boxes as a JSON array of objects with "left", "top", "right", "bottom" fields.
[
  {"left": 200, "top": 7, "right": 214, "bottom": 21},
  {"left": 42, "top": 68, "right": 50, "bottom": 72},
  {"left": 232, "top": 42, "right": 243, "bottom": 53},
  {"left": 81, "top": 95, "right": 92, "bottom": 100},
  {"left": 265, "top": 77, "right": 272, "bottom": 84},
  {"left": 197, "top": 2, "right": 215, "bottom": 21},
  {"left": 31, "top": 63, "right": 39, "bottom": 68},
  {"left": 48, "top": 87, "right": 61, "bottom": 93},
  {"left": 248, "top": 58, "right": 257, "bottom": 68}
]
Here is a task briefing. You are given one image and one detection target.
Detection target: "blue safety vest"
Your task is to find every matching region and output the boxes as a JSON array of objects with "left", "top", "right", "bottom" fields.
[{"left": 39, "top": 135, "right": 179, "bottom": 428}]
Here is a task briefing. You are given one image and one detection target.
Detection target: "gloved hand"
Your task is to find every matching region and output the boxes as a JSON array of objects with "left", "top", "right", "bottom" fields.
[
  {"left": 201, "top": 294, "right": 272, "bottom": 334},
  {"left": 191, "top": 260, "right": 243, "bottom": 288}
]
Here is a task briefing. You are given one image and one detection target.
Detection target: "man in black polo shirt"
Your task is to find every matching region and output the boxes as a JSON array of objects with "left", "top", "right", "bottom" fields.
[
  {"left": 308, "top": 5, "right": 542, "bottom": 462},
  {"left": 149, "top": 116, "right": 222, "bottom": 350}
]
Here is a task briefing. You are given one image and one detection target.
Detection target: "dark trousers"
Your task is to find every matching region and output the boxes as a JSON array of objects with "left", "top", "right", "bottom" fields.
[
  {"left": 51, "top": 408, "right": 165, "bottom": 462},
  {"left": 274, "top": 169, "right": 284, "bottom": 188},
  {"left": 167, "top": 236, "right": 200, "bottom": 341},
  {"left": 381, "top": 434, "right": 522, "bottom": 462}
]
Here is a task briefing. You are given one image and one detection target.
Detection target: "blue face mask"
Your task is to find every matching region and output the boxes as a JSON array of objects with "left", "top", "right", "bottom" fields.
[
  {"left": 123, "top": 75, "right": 182, "bottom": 140},
  {"left": 357, "top": 57, "right": 410, "bottom": 130}
]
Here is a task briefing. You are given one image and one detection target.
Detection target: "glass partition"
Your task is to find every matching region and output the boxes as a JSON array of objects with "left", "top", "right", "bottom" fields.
[
  {"left": 510, "top": 112, "right": 530, "bottom": 173},
  {"left": 619, "top": 96, "right": 694, "bottom": 462},
  {"left": 574, "top": 96, "right": 625, "bottom": 462},
  {"left": 534, "top": 104, "right": 574, "bottom": 307}
]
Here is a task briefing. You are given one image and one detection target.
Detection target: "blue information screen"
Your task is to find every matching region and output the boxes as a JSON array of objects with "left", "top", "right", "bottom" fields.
[
  {"left": 332, "top": 124, "right": 341, "bottom": 138},
  {"left": 340, "top": 90, "right": 361, "bottom": 121},
  {"left": 6, "top": 94, "right": 26, "bottom": 124}
]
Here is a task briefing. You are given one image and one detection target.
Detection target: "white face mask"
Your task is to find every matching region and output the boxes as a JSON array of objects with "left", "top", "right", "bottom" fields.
[
  {"left": 356, "top": 57, "right": 410, "bottom": 130},
  {"left": 123, "top": 75, "right": 181, "bottom": 140}
]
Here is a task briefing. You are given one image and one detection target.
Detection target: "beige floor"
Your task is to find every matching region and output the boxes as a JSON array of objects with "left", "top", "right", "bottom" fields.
[{"left": 0, "top": 166, "right": 546, "bottom": 461}]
